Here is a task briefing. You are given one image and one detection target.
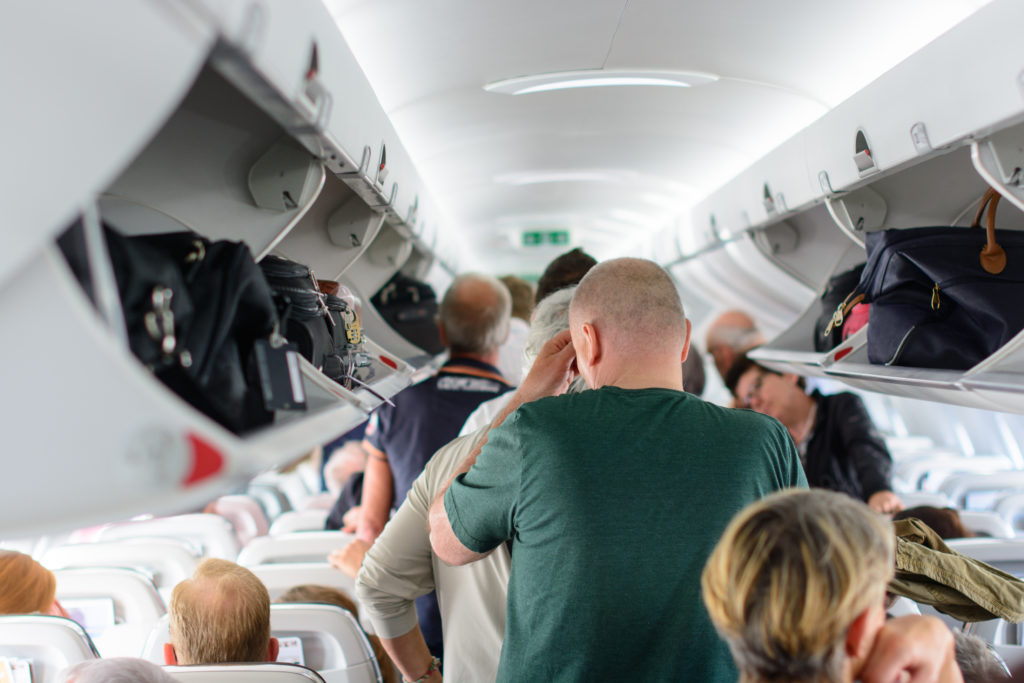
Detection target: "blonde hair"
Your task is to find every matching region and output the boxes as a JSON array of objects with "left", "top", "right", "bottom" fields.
[
  {"left": 701, "top": 489, "right": 894, "bottom": 683},
  {"left": 169, "top": 558, "right": 271, "bottom": 664},
  {"left": 0, "top": 551, "right": 56, "bottom": 614}
]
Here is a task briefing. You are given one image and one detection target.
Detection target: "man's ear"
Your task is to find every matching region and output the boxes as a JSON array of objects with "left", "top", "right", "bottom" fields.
[
  {"left": 680, "top": 319, "right": 692, "bottom": 363},
  {"left": 267, "top": 636, "right": 280, "bottom": 662},
  {"left": 580, "top": 322, "right": 601, "bottom": 366},
  {"left": 163, "top": 643, "right": 178, "bottom": 665},
  {"left": 845, "top": 605, "right": 882, "bottom": 662}
]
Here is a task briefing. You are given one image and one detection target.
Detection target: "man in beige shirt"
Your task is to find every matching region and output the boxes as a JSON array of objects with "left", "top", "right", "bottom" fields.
[{"left": 353, "top": 287, "right": 580, "bottom": 683}]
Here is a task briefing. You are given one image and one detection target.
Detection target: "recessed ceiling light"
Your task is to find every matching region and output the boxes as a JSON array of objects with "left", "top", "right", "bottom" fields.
[{"left": 484, "top": 69, "right": 719, "bottom": 95}]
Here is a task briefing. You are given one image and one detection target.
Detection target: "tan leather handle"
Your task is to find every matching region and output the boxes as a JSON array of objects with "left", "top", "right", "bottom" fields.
[{"left": 971, "top": 188, "right": 1006, "bottom": 274}]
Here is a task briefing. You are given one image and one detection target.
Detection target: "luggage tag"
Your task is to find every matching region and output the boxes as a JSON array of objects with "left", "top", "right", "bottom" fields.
[{"left": 254, "top": 339, "right": 306, "bottom": 411}]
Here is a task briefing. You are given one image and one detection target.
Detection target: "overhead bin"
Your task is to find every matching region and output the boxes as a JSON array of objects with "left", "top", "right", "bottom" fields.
[
  {"left": 1, "top": 0, "right": 450, "bottom": 535},
  {"left": 0, "top": 0, "right": 214, "bottom": 292},
  {"left": 695, "top": 0, "right": 1024, "bottom": 411}
]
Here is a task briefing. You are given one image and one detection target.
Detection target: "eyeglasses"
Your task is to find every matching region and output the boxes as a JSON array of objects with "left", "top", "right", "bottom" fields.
[{"left": 742, "top": 372, "right": 768, "bottom": 408}]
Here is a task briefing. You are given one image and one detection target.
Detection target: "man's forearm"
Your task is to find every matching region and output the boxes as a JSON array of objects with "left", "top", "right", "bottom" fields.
[
  {"left": 379, "top": 627, "right": 441, "bottom": 682},
  {"left": 357, "top": 451, "right": 395, "bottom": 543}
]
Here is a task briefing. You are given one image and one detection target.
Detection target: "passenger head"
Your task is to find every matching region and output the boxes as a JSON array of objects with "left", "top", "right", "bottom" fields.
[
  {"left": 702, "top": 489, "right": 895, "bottom": 683},
  {"left": 499, "top": 275, "right": 535, "bottom": 322},
  {"left": 277, "top": 584, "right": 359, "bottom": 617},
  {"left": 952, "top": 631, "right": 1009, "bottom": 682},
  {"left": 535, "top": 247, "right": 597, "bottom": 304},
  {"left": 725, "top": 354, "right": 806, "bottom": 422},
  {"left": 893, "top": 506, "right": 973, "bottom": 540},
  {"left": 62, "top": 658, "right": 178, "bottom": 683},
  {"left": 276, "top": 585, "right": 398, "bottom": 683},
  {"left": 166, "top": 558, "right": 278, "bottom": 665},
  {"left": 0, "top": 550, "right": 63, "bottom": 615},
  {"left": 524, "top": 286, "right": 586, "bottom": 394},
  {"left": 438, "top": 273, "right": 511, "bottom": 356},
  {"left": 705, "top": 310, "right": 763, "bottom": 378},
  {"left": 569, "top": 258, "right": 689, "bottom": 388}
]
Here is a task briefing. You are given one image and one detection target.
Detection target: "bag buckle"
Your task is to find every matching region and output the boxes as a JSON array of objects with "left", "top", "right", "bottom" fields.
[{"left": 144, "top": 286, "right": 177, "bottom": 356}]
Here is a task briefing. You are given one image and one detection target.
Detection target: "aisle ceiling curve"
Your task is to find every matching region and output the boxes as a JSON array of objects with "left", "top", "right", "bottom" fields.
[{"left": 325, "top": 0, "right": 992, "bottom": 276}]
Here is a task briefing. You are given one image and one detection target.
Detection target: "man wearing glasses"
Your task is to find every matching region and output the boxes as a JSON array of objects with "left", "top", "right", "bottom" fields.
[{"left": 725, "top": 355, "right": 903, "bottom": 515}]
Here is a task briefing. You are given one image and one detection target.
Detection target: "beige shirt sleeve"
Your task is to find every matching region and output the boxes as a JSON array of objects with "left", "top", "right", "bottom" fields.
[{"left": 355, "top": 430, "right": 483, "bottom": 638}]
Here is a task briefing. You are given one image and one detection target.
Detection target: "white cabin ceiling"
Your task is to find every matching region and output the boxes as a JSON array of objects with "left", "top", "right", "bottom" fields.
[{"left": 325, "top": 0, "right": 992, "bottom": 276}]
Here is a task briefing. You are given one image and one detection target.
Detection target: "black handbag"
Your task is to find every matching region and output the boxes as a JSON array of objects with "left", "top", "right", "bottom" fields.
[
  {"left": 260, "top": 255, "right": 343, "bottom": 380},
  {"left": 96, "top": 227, "right": 279, "bottom": 433},
  {"left": 828, "top": 189, "right": 1024, "bottom": 370},
  {"left": 814, "top": 263, "right": 865, "bottom": 351}
]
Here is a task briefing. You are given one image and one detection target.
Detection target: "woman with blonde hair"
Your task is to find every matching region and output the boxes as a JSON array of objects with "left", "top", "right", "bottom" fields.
[
  {"left": 0, "top": 550, "right": 67, "bottom": 616},
  {"left": 702, "top": 489, "right": 962, "bottom": 683}
]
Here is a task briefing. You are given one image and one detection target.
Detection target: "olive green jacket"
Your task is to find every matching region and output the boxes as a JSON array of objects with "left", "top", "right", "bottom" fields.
[{"left": 889, "top": 518, "right": 1024, "bottom": 623}]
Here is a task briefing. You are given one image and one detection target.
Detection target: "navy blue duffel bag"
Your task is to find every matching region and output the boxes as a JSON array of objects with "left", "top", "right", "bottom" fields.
[{"left": 827, "top": 189, "right": 1024, "bottom": 370}]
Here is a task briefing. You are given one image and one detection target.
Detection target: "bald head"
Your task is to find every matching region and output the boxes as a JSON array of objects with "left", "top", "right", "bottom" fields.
[
  {"left": 570, "top": 258, "right": 687, "bottom": 358},
  {"left": 705, "top": 309, "right": 763, "bottom": 377},
  {"left": 439, "top": 273, "right": 512, "bottom": 355}
]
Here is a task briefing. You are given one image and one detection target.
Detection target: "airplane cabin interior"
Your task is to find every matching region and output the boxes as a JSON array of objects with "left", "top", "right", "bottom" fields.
[{"left": 6, "top": 0, "right": 1024, "bottom": 679}]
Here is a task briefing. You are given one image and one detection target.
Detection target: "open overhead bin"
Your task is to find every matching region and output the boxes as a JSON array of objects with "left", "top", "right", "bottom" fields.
[
  {"left": 1, "top": 0, "right": 451, "bottom": 535},
  {"left": 689, "top": 0, "right": 1024, "bottom": 412}
]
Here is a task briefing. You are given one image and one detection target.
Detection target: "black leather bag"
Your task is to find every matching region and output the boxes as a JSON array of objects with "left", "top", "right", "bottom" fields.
[
  {"left": 103, "top": 228, "right": 279, "bottom": 432},
  {"left": 260, "top": 255, "right": 343, "bottom": 380},
  {"left": 833, "top": 189, "right": 1024, "bottom": 370}
]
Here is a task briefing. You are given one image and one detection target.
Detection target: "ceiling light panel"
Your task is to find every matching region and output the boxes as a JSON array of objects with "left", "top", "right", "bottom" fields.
[{"left": 484, "top": 69, "right": 719, "bottom": 95}]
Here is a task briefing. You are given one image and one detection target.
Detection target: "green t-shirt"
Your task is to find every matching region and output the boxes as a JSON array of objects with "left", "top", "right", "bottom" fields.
[{"left": 445, "top": 386, "right": 806, "bottom": 682}]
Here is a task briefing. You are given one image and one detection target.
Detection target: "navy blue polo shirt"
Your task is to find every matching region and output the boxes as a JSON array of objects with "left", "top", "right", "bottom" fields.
[{"left": 366, "top": 357, "right": 513, "bottom": 507}]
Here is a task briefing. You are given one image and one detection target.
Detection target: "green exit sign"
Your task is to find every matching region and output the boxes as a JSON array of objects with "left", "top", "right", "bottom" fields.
[{"left": 521, "top": 230, "right": 570, "bottom": 247}]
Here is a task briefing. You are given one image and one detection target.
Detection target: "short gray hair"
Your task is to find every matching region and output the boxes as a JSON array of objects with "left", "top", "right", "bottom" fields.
[
  {"left": 523, "top": 286, "right": 586, "bottom": 394},
  {"left": 439, "top": 273, "right": 511, "bottom": 355},
  {"left": 62, "top": 658, "right": 178, "bottom": 683}
]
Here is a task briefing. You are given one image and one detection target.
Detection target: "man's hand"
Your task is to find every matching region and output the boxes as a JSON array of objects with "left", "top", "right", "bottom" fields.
[
  {"left": 517, "top": 329, "right": 578, "bottom": 404},
  {"left": 328, "top": 539, "right": 371, "bottom": 579},
  {"left": 859, "top": 615, "right": 962, "bottom": 683},
  {"left": 868, "top": 490, "right": 904, "bottom": 516}
]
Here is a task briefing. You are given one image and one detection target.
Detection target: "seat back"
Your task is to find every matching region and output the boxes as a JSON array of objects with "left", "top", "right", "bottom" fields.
[
  {"left": 146, "top": 605, "right": 380, "bottom": 683},
  {"left": 947, "top": 537, "right": 1024, "bottom": 577},
  {"left": 895, "top": 491, "right": 953, "bottom": 508},
  {"left": 249, "top": 484, "right": 293, "bottom": 521},
  {"left": 247, "top": 563, "right": 356, "bottom": 603},
  {"left": 996, "top": 492, "right": 1024, "bottom": 533},
  {"left": 939, "top": 471, "right": 1024, "bottom": 510},
  {"left": 253, "top": 470, "right": 318, "bottom": 512},
  {"left": 97, "top": 514, "right": 241, "bottom": 560},
  {"left": 957, "top": 510, "right": 1016, "bottom": 538},
  {"left": 239, "top": 532, "right": 351, "bottom": 566},
  {"left": 269, "top": 510, "right": 330, "bottom": 536},
  {"left": 164, "top": 663, "right": 326, "bottom": 682},
  {"left": 43, "top": 538, "right": 200, "bottom": 592},
  {"left": 54, "top": 566, "right": 166, "bottom": 657},
  {"left": 0, "top": 615, "right": 98, "bottom": 683},
  {"left": 211, "top": 495, "right": 270, "bottom": 546}
]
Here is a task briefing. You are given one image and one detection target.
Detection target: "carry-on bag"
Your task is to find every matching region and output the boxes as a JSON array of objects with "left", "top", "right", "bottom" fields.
[
  {"left": 826, "top": 189, "right": 1024, "bottom": 370},
  {"left": 92, "top": 227, "right": 280, "bottom": 432}
]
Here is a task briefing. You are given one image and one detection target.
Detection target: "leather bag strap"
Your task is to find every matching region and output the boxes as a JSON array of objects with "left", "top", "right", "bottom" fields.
[{"left": 972, "top": 188, "right": 1007, "bottom": 275}]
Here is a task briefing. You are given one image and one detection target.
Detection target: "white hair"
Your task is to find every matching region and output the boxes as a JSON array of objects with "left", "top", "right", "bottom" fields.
[
  {"left": 62, "top": 658, "right": 178, "bottom": 683},
  {"left": 523, "top": 286, "right": 586, "bottom": 394}
]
